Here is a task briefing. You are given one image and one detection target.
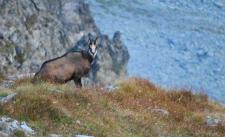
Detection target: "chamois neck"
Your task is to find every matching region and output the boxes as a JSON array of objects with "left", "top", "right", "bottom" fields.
[{"left": 81, "top": 50, "right": 94, "bottom": 63}]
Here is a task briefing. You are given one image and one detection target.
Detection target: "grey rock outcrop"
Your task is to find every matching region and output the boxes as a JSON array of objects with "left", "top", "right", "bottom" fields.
[
  {"left": 0, "top": 117, "right": 35, "bottom": 136},
  {"left": 0, "top": 0, "right": 129, "bottom": 85},
  {"left": 206, "top": 115, "right": 225, "bottom": 127},
  {"left": 75, "top": 135, "right": 94, "bottom": 137},
  {"left": 151, "top": 108, "right": 169, "bottom": 117},
  {"left": 0, "top": 93, "right": 17, "bottom": 104}
]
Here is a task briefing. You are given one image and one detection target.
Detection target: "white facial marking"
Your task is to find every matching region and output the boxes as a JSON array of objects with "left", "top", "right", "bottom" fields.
[
  {"left": 89, "top": 42, "right": 97, "bottom": 58},
  {"left": 91, "top": 44, "right": 96, "bottom": 52}
]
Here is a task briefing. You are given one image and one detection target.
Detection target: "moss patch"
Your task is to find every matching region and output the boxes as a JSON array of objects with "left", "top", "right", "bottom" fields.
[
  {"left": 25, "top": 14, "right": 38, "bottom": 30},
  {"left": 13, "top": 130, "right": 25, "bottom": 137},
  {"left": 14, "top": 51, "right": 25, "bottom": 64},
  {"left": 0, "top": 41, "right": 15, "bottom": 54}
]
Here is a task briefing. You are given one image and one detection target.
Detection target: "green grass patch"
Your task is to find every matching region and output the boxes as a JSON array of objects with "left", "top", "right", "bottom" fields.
[
  {"left": 0, "top": 92, "right": 8, "bottom": 97},
  {"left": 13, "top": 130, "right": 25, "bottom": 137}
]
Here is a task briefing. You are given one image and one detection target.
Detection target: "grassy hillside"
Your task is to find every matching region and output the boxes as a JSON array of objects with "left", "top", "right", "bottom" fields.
[{"left": 0, "top": 78, "right": 225, "bottom": 137}]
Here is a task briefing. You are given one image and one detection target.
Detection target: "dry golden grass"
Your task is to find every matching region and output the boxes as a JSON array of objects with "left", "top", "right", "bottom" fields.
[{"left": 0, "top": 78, "right": 225, "bottom": 137}]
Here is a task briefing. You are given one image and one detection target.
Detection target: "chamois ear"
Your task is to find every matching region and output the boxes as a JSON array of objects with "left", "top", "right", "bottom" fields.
[
  {"left": 88, "top": 38, "right": 91, "bottom": 45},
  {"left": 94, "top": 37, "right": 98, "bottom": 45}
]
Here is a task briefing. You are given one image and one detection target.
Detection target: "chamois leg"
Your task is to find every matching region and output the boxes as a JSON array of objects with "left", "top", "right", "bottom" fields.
[{"left": 73, "top": 77, "right": 82, "bottom": 88}]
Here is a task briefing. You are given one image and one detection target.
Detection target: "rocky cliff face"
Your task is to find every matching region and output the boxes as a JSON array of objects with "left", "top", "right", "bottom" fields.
[{"left": 0, "top": 0, "right": 129, "bottom": 86}]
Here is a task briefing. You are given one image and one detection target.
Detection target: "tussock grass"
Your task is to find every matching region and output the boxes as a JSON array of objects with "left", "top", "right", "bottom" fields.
[
  {"left": 0, "top": 78, "right": 224, "bottom": 137},
  {"left": 13, "top": 130, "right": 25, "bottom": 137},
  {"left": 0, "top": 72, "right": 5, "bottom": 82}
]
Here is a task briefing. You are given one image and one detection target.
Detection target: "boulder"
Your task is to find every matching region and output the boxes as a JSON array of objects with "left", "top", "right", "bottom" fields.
[
  {"left": 206, "top": 115, "right": 225, "bottom": 127},
  {"left": 0, "top": 117, "right": 35, "bottom": 136},
  {"left": 0, "top": 93, "right": 17, "bottom": 104}
]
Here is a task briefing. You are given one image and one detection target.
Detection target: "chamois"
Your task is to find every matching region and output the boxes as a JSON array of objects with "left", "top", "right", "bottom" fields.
[{"left": 32, "top": 37, "right": 98, "bottom": 87}]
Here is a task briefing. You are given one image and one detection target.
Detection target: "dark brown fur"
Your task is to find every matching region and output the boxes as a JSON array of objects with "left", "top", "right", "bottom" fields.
[{"left": 33, "top": 50, "right": 94, "bottom": 87}]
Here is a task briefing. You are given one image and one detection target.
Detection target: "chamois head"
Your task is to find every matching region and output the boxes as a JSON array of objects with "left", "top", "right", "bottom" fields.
[{"left": 88, "top": 37, "right": 98, "bottom": 58}]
